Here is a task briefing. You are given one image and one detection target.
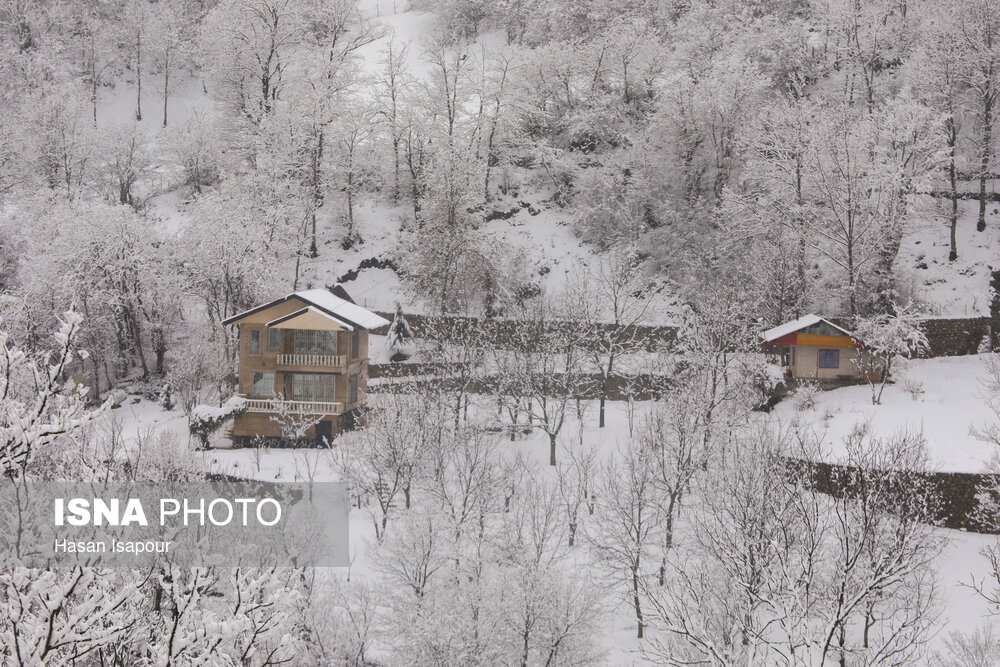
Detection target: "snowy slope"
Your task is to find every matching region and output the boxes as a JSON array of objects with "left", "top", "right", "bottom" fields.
[
  {"left": 898, "top": 194, "right": 1000, "bottom": 317},
  {"left": 771, "top": 354, "right": 1000, "bottom": 473}
]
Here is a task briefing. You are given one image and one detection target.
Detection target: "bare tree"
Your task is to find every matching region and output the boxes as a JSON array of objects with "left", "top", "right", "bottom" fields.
[
  {"left": 567, "top": 246, "right": 654, "bottom": 428},
  {"left": 589, "top": 442, "right": 661, "bottom": 639},
  {"left": 556, "top": 443, "right": 599, "bottom": 547},
  {"left": 641, "top": 389, "right": 711, "bottom": 585},
  {"left": 959, "top": 0, "right": 1000, "bottom": 232}
]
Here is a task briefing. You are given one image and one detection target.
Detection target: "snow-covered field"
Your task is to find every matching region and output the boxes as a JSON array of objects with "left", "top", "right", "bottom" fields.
[
  {"left": 94, "top": 385, "right": 1000, "bottom": 663},
  {"left": 772, "top": 354, "right": 1000, "bottom": 473}
]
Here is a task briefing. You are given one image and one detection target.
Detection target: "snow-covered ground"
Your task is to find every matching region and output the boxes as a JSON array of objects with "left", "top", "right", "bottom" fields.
[
  {"left": 92, "top": 387, "right": 1000, "bottom": 663},
  {"left": 898, "top": 195, "right": 1000, "bottom": 317},
  {"left": 771, "top": 354, "right": 1000, "bottom": 473},
  {"left": 54, "top": 2, "right": 1000, "bottom": 659}
]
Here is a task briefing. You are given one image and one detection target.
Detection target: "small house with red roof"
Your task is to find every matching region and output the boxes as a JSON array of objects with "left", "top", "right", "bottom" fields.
[{"left": 763, "top": 314, "right": 861, "bottom": 382}]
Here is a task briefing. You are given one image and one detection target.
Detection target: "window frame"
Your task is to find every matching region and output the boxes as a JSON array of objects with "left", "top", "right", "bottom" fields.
[
  {"left": 267, "top": 327, "right": 281, "bottom": 349},
  {"left": 251, "top": 370, "right": 275, "bottom": 397},
  {"left": 818, "top": 348, "right": 839, "bottom": 369},
  {"left": 294, "top": 329, "right": 338, "bottom": 355},
  {"left": 291, "top": 373, "right": 337, "bottom": 403},
  {"left": 248, "top": 328, "right": 261, "bottom": 355},
  {"left": 349, "top": 373, "right": 359, "bottom": 404}
]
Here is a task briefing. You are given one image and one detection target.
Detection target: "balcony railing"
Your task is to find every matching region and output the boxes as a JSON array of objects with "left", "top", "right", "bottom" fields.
[
  {"left": 276, "top": 353, "right": 345, "bottom": 368},
  {"left": 242, "top": 397, "right": 342, "bottom": 415}
]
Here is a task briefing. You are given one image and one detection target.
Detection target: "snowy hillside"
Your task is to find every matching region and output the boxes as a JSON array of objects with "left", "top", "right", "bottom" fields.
[{"left": 6, "top": 0, "right": 1000, "bottom": 664}]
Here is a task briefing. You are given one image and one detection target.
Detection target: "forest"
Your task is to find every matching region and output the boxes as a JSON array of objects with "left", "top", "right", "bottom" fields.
[{"left": 4, "top": 0, "right": 1000, "bottom": 664}]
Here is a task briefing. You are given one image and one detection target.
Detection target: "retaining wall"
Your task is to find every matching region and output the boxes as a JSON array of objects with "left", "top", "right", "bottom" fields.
[
  {"left": 917, "top": 317, "right": 990, "bottom": 357},
  {"left": 373, "top": 311, "right": 992, "bottom": 360},
  {"left": 784, "top": 457, "right": 998, "bottom": 533}
]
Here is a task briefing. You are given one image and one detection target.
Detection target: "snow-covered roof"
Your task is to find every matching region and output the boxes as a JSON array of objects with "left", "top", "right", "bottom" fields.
[
  {"left": 267, "top": 306, "right": 353, "bottom": 331},
  {"left": 222, "top": 286, "right": 390, "bottom": 330},
  {"left": 762, "top": 313, "right": 852, "bottom": 342},
  {"left": 294, "top": 289, "right": 389, "bottom": 330}
]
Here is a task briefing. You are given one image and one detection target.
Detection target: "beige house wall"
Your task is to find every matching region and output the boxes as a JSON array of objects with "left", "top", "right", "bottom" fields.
[
  {"left": 788, "top": 344, "right": 861, "bottom": 381},
  {"left": 232, "top": 318, "right": 371, "bottom": 441}
]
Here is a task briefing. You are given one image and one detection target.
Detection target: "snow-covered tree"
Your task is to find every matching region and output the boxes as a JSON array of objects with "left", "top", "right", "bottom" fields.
[
  {"left": 0, "top": 308, "right": 106, "bottom": 473},
  {"left": 188, "top": 394, "right": 247, "bottom": 449},
  {"left": 386, "top": 301, "right": 415, "bottom": 362},
  {"left": 566, "top": 246, "right": 655, "bottom": 428},
  {"left": 96, "top": 120, "right": 152, "bottom": 208},
  {"left": 589, "top": 441, "right": 661, "bottom": 639},
  {"left": 853, "top": 306, "right": 929, "bottom": 404},
  {"left": 201, "top": 0, "right": 304, "bottom": 121},
  {"left": 957, "top": 0, "right": 1000, "bottom": 233},
  {"left": 147, "top": 0, "right": 195, "bottom": 127}
]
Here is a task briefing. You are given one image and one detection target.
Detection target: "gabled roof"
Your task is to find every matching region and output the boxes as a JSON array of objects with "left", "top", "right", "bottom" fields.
[
  {"left": 266, "top": 306, "right": 354, "bottom": 331},
  {"left": 762, "top": 313, "right": 853, "bottom": 343},
  {"left": 222, "top": 286, "right": 390, "bottom": 330}
]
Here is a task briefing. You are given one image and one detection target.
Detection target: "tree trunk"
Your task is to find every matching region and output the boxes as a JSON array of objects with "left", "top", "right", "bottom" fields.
[
  {"left": 948, "top": 120, "right": 959, "bottom": 261},
  {"left": 310, "top": 210, "right": 318, "bottom": 257},
  {"left": 839, "top": 620, "right": 847, "bottom": 667},
  {"left": 549, "top": 433, "right": 557, "bottom": 466},
  {"left": 979, "top": 78, "right": 994, "bottom": 233},
  {"left": 162, "top": 66, "right": 169, "bottom": 127},
  {"left": 135, "top": 32, "right": 142, "bottom": 121},
  {"left": 90, "top": 355, "right": 102, "bottom": 401},
  {"left": 632, "top": 565, "right": 644, "bottom": 639}
]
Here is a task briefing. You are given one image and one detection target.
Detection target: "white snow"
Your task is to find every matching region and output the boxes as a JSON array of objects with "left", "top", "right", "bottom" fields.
[
  {"left": 295, "top": 288, "right": 391, "bottom": 329},
  {"left": 771, "top": 354, "right": 1000, "bottom": 473},
  {"left": 899, "top": 196, "right": 1000, "bottom": 317},
  {"left": 762, "top": 313, "right": 853, "bottom": 342},
  {"left": 93, "top": 389, "right": 1000, "bottom": 663}
]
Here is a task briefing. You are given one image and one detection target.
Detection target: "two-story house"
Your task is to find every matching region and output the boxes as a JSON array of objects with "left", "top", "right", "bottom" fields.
[{"left": 222, "top": 286, "right": 389, "bottom": 446}]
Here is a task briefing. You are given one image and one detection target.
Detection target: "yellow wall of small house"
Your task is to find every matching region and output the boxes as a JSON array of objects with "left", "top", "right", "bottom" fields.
[
  {"left": 795, "top": 333, "right": 856, "bottom": 348},
  {"left": 789, "top": 344, "right": 861, "bottom": 380}
]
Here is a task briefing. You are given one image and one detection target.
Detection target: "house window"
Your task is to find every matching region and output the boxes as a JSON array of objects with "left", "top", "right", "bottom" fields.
[
  {"left": 819, "top": 349, "right": 839, "bottom": 369},
  {"left": 251, "top": 371, "right": 275, "bottom": 396},
  {"left": 249, "top": 329, "right": 261, "bottom": 355},
  {"left": 294, "top": 330, "right": 338, "bottom": 355},
  {"left": 267, "top": 327, "right": 281, "bottom": 349},
  {"left": 291, "top": 373, "right": 336, "bottom": 403},
  {"left": 351, "top": 330, "right": 360, "bottom": 359},
  {"left": 349, "top": 373, "right": 359, "bottom": 404}
]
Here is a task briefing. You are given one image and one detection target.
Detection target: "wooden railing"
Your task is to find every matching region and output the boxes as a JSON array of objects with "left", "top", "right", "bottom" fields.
[
  {"left": 242, "top": 397, "right": 342, "bottom": 415},
  {"left": 276, "top": 353, "right": 345, "bottom": 367}
]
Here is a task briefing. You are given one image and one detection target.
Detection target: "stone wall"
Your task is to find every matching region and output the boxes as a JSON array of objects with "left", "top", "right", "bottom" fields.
[
  {"left": 371, "top": 311, "right": 678, "bottom": 352},
  {"left": 992, "top": 269, "right": 1000, "bottom": 351},
  {"left": 783, "top": 457, "right": 998, "bottom": 533},
  {"left": 369, "top": 369, "right": 673, "bottom": 401},
  {"left": 917, "top": 317, "right": 991, "bottom": 358},
  {"left": 373, "top": 278, "right": 1000, "bottom": 361}
]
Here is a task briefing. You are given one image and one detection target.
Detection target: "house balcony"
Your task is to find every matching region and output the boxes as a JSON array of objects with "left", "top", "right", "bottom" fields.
[
  {"left": 241, "top": 397, "right": 343, "bottom": 416},
  {"left": 276, "top": 353, "right": 346, "bottom": 368}
]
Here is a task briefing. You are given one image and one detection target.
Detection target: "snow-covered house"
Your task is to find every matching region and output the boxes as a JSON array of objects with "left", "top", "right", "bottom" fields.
[
  {"left": 222, "top": 286, "right": 389, "bottom": 446},
  {"left": 763, "top": 314, "right": 862, "bottom": 383}
]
